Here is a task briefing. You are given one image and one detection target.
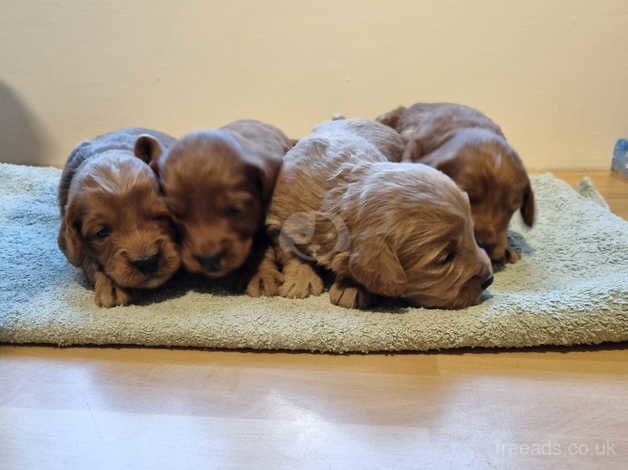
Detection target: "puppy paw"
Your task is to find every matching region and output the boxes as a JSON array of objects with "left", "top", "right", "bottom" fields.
[
  {"left": 329, "top": 281, "right": 372, "bottom": 309},
  {"left": 505, "top": 246, "right": 521, "bottom": 264},
  {"left": 246, "top": 266, "right": 284, "bottom": 297},
  {"left": 94, "top": 272, "right": 131, "bottom": 307},
  {"left": 278, "top": 262, "right": 323, "bottom": 299}
]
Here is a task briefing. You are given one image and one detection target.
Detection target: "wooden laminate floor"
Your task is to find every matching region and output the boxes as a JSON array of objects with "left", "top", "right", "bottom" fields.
[{"left": 1, "top": 171, "right": 627, "bottom": 470}]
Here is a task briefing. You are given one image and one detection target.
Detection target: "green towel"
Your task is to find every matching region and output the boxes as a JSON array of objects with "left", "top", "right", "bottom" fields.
[{"left": 1, "top": 163, "right": 627, "bottom": 352}]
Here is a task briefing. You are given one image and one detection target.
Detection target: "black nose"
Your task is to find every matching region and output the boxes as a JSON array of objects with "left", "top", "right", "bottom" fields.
[
  {"left": 133, "top": 255, "right": 160, "bottom": 276},
  {"left": 481, "top": 275, "right": 494, "bottom": 290},
  {"left": 196, "top": 253, "right": 223, "bottom": 272}
]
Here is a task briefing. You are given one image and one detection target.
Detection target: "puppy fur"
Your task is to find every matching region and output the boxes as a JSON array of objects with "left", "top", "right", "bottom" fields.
[
  {"left": 376, "top": 103, "right": 535, "bottom": 263},
  {"left": 58, "top": 128, "right": 181, "bottom": 307},
  {"left": 267, "top": 119, "right": 493, "bottom": 309},
  {"left": 148, "top": 119, "right": 294, "bottom": 296}
]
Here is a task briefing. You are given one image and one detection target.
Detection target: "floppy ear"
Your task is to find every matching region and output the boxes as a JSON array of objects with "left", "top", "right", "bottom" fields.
[
  {"left": 521, "top": 184, "right": 535, "bottom": 227},
  {"left": 57, "top": 204, "right": 84, "bottom": 266},
  {"left": 248, "top": 156, "right": 282, "bottom": 204},
  {"left": 248, "top": 136, "right": 317, "bottom": 205},
  {"left": 375, "top": 106, "right": 406, "bottom": 130},
  {"left": 348, "top": 239, "right": 407, "bottom": 297},
  {"left": 134, "top": 134, "right": 165, "bottom": 174}
]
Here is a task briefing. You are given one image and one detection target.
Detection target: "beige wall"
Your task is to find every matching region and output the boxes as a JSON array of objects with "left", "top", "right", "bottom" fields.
[{"left": 1, "top": 0, "right": 626, "bottom": 169}]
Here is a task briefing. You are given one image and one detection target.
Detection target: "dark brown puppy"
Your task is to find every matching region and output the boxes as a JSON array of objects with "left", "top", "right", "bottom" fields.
[
  {"left": 377, "top": 103, "right": 535, "bottom": 263},
  {"left": 58, "top": 128, "right": 181, "bottom": 307},
  {"left": 145, "top": 119, "right": 294, "bottom": 296}
]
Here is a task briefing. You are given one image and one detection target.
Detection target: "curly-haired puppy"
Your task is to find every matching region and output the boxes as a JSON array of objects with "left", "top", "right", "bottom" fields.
[
  {"left": 58, "top": 128, "right": 181, "bottom": 307},
  {"left": 376, "top": 103, "right": 535, "bottom": 263},
  {"left": 267, "top": 119, "right": 493, "bottom": 309},
  {"left": 144, "top": 119, "right": 294, "bottom": 296}
]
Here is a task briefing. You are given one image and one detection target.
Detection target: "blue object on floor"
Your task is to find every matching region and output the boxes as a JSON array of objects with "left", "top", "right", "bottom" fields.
[{"left": 612, "top": 139, "right": 628, "bottom": 177}]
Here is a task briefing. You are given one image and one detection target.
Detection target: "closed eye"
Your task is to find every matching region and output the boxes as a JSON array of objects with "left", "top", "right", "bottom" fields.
[
  {"left": 434, "top": 247, "right": 457, "bottom": 265},
  {"left": 94, "top": 227, "right": 111, "bottom": 240}
]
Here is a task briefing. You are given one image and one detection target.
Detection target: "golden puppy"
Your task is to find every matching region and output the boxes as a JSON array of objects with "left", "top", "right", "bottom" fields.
[
  {"left": 267, "top": 119, "right": 493, "bottom": 309},
  {"left": 58, "top": 128, "right": 181, "bottom": 307},
  {"left": 144, "top": 119, "right": 294, "bottom": 296},
  {"left": 376, "top": 103, "right": 535, "bottom": 263}
]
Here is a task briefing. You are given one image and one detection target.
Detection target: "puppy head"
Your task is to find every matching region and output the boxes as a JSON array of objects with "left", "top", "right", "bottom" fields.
[
  {"left": 347, "top": 164, "right": 493, "bottom": 309},
  {"left": 375, "top": 106, "right": 407, "bottom": 130},
  {"left": 426, "top": 137, "right": 535, "bottom": 262},
  {"left": 58, "top": 147, "right": 180, "bottom": 289},
  {"left": 156, "top": 130, "right": 274, "bottom": 277}
]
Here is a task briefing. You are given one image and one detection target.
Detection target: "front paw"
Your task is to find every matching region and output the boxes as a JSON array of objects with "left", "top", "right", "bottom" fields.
[
  {"left": 278, "top": 262, "right": 324, "bottom": 299},
  {"left": 94, "top": 273, "right": 131, "bottom": 307},
  {"left": 246, "top": 266, "right": 284, "bottom": 297},
  {"left": 505, "top": 245, "right": 521, "bottom": 264},
  {"left": 329, "top": 281, "right": 372, "bottom": 309}
]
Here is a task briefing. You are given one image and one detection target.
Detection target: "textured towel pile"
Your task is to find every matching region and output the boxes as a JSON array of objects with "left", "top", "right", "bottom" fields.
[{"left": 0, "top": 163, "right": 627, "bottom": 352}]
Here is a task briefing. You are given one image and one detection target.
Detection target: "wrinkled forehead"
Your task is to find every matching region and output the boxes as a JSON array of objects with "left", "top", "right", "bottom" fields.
[
  {"left": 76, "top": 152, "right": 158, "bottom": 193},
  {"left": 161, "top": 133, "right": 248, "bottom": 184},
  {"left": 161, "top": 151, "right": 258, "bottom": 207},
  {"left": 399, "top": 194, "right": 471, "bottom": 238},
  {"left": 78, "top": 178, "right": 162, "bottom": 221},
  {"left": 161, "top": 171, "right": 259, "bottom": 223},
  {"left": 163, "top": 162, "right": 255, "bottom": 203},
  {"left": 401, "top": 164, "right": 471, "bottom": 211},
  {"left": 453, "top": 149, "right": 528, "bottom": 193}
]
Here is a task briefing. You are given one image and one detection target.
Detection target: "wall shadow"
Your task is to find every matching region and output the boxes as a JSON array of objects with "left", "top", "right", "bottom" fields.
[{"left": 0, "top": 81, "right": 49, "bottom": 166}]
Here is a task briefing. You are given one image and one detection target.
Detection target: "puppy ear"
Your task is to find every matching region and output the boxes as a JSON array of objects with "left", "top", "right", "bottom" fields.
[
  {"left": 349, "top": 239, "right": 407, "bottom": 297},
  {"left": 521, "top": 184, "right": 535, "bottom": 227},
  {"left": 244, "top": 152, "right": 282, "bottom": 205},
  {"left": 375, "top": 106, "right": 406, "bottom": 129},
  {"left": 259, "top": 160, "right": 282, "bottom": 203},
  {"left": 134, "top": 134, "right": 165, "bottom": 173},
  {"left": 57, "top": 204, "right": 84, "bottom": 266}
]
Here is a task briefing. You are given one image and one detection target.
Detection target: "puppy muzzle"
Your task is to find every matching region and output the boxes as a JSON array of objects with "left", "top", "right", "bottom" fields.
[
  {"left": 195, "top": 253, "right": 224, "bottom": 274},
  {"left": 132, "top": 254, "right": 160, "bottom": 276}
]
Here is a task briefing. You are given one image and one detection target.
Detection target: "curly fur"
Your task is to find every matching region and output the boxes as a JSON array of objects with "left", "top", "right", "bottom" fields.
[
  {"left": 152, "top": 120, "right": 294, "bottom": 296},
  {"left": 267, "top": 119, "right": 493, "bottom": 309},
  {"left": 376, "top": 102, "right": 535, "bottom": 263},
  {"left": 57, "top": 128, "right": 181, "bottom": 307}
]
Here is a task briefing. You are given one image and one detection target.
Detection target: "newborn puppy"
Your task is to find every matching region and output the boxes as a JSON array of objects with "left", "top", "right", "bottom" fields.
[
  {"left": 376, "top": 103, "right": 535, "bottom": 263},
  {"left": 267, "top": 119, "right": 493, "bottom": 309},
  {"left": 147, "top": 119, "right": 294, "bottom": 296},
  {"left": 58, "top": 128, "right": 181, "bottom": 307}
]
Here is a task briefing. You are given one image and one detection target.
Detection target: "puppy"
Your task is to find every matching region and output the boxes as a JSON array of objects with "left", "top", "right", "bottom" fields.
[
  {"left": 145, "top": 119, "right": 294, "bottom": 296},
  {"left": 376, "top": 103, "right": 535, "bottom": 263},
  {"left": 58, "top": 128, "right": 181, "bottom": 307},
  {"left": 267, "top": 119, "right": 493, "bottom": 309}
]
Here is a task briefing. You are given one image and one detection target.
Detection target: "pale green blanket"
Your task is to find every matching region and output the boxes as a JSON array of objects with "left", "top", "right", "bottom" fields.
[{"left": 1, "top": 163, "right": 626, "bottom": 352}]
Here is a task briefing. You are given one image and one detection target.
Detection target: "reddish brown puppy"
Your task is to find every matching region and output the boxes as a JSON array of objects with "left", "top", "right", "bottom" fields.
[
  {"left": 267, "top": 119, "right": 493, "bottom": 310},
  {"left": 377, "top": 103, "right": 535, "bottom": 263},
  {"left": 145, "top": 120, "right": 294, "bottom": 296},
  {"left": 58, "top": 128, "right": 181, "bottom": 307}
]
